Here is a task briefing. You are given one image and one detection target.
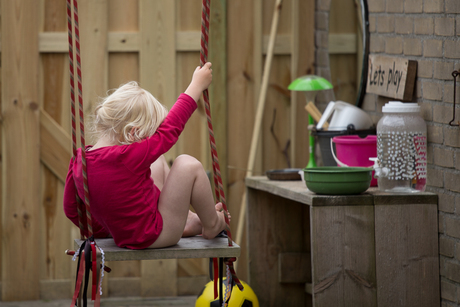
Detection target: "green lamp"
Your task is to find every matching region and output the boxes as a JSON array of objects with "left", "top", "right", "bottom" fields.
[{"left": 288, "top": 75, "right": 333, "bottom": 168}]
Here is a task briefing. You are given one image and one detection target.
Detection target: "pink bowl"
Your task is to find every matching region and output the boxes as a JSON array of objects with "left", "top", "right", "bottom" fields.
[{"left": 332, "top": 135, "right": 377, "bottom": 186}]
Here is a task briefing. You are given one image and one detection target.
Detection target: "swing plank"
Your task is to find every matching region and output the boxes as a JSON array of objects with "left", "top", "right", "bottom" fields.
[{"left": 74, "top": 236, "right": 240, "bottom": 262}]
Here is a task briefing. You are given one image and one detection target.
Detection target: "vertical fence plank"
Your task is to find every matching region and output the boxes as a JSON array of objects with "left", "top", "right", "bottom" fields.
[
  {"left": 40, "top": 1, "right": 71, "bottom": 295},
  {"left": 139, "top": 0, "right": 178, "bottom": 297},
  {"left": 292, "top": 0, "right": 315, "bottom": 168},
  {"left": 106, "top": 0, "right": 141, "bottom": 292},
  {"left": 80, "top": 0, "right": 109, "bottom": 128},
  {"left": 1, "top": 0, "right": 41, "bottom": 300},
  {"left": 227, "top": 0, "right": 260, "bottom": 281},
  {"left": 208, "top": 0, "right": 227, "bottom": 197}
]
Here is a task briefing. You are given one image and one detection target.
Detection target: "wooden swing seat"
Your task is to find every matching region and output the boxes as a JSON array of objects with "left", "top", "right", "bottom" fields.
[{"left": 74, "top": 236, "right": 240, "bottom": 262}]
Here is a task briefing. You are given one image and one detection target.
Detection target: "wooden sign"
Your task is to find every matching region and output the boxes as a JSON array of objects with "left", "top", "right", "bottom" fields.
[{"left": 366, "top": 55, "right": 417, "bottom": 101}]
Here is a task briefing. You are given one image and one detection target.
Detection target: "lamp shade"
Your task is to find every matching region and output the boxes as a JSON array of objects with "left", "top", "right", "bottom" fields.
[{"left": 288, "top": 75, "right": 333, "bottom": 92}]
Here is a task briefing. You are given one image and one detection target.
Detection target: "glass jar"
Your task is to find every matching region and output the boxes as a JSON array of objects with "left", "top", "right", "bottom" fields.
[{"left": 376, "top": 101, "right": 427, "bottom": 193}]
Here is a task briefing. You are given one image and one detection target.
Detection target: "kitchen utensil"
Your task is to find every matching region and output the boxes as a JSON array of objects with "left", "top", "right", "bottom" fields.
[
  {"left": 303, "top": 166, "right": 372, "bottom": 195},
  {"left": 316, "top": 101, "right": 374, "bottom": 131},
  {"left": 266, "top": 168, "right": 302, "bottom": 181}
]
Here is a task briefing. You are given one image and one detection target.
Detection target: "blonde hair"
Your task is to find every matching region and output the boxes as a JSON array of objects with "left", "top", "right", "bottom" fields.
[{"left": 93, "top": 81, "right": 169, "bottom": 145}]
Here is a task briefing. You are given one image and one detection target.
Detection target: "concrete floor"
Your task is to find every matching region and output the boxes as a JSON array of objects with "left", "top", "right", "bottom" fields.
[{"left": 0, "top": 296, "right": 197, "bottom": 307}]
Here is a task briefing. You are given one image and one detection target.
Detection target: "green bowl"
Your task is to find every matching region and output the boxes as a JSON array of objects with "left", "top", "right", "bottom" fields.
[{"left": 303, "top": 167, "right": 372, "bottom": 195}]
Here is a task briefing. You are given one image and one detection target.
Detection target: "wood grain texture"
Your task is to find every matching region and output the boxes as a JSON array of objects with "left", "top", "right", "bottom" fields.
[
  {"left": 106, "top": 0, "right": 141, "bottom": 282},
  {"left": 79, "top": 0, "right": 109, "bottom": 119},
  {"left": 374, "top": 203, "right": 440, "bottom": 307},
  {"left": 311, "top": 205, "right": 376, "bottom": 307},
  {"left": 246, "top": 178, "right": 439, "bottom": 306},
  {"left": 1, "top": 0, "right": 41, "bottom": 300},
  {"left": 245, "top": 176, "right": 374, "bottom": 206},
  {"left": 40, "top": 109, "right": 71, "bottom": 182},
  {"left": 291, "top": 0, "right": 315, "bottom": 168},
  {"left": 139, "top": 1, "right": 178, "bottom": 296},
  {"left": 247, "top": 189, "right": 310, "bottom": 306},
  {"left": 74, "top": 237, "right": 240, "bottom": 261}
]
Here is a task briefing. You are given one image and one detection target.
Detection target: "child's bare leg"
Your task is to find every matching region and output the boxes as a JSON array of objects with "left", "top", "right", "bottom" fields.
[
  {"left": 151, "top": 155, "right": 202, "bottom": 238},
  {"left": 150, "top": 155, "right": 170, "bottom": 190},
  {"left": 149, "top": 155, "right": 226, "bottom": 248},
  {"left": 182, "top": 211, "right": 201, "bottom": 237}
]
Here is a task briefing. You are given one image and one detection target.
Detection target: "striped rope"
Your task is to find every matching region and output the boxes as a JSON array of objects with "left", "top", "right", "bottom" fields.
[
  {"left": 68, "top": 0, "right": 93, "bottom": 238},
  {"left": 67, "top": 0, "right": 77, "bottom": 158},
  {"left": 200, "top": 0, "right": 232, "bottom": 245},
  {"left": 200, "top": 0, "right": 244, "bottom": 294}
]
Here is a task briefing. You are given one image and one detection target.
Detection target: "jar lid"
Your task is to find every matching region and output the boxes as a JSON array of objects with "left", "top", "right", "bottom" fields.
[{"left": 382, "top": 101, "right": 420, "bottom": 113}]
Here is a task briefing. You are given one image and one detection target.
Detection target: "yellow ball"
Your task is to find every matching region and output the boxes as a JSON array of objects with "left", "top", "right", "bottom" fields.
[{"left": 195, "top": 279, "right": 259, "bottom": 307}]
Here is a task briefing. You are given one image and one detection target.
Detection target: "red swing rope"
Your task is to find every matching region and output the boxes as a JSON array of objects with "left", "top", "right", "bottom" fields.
[
  {"left": 200, "top": 0, "right": 244, "bottom": 295},
  {"left": 67, "top": 0, "right": 93, "bottom": 239},
  {"left": 67, "top": 2, "right": 102, "bottom": 306}
]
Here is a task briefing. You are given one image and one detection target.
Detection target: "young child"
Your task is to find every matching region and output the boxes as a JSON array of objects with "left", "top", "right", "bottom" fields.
[{"left": 63, "top": 62, "right": 230, "bottom": 249}]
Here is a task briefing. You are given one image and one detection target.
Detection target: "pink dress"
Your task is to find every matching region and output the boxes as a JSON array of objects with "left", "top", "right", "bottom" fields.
[{"left": 63, "top": 93, "right": 197, "bottom": 249}]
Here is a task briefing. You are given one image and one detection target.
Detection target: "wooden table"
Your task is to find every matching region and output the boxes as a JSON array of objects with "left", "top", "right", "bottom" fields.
[{"left": 246, "top": 176, "right": 440, "bottom": 307}]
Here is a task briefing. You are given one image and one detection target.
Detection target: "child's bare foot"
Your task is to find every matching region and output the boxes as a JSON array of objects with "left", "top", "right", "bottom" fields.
[
  {"left": 215, "top": 203, "right": 231, "bottom": 223},
  {"left": 202, "top": 208, "right": 227, "bottom": 240},
  {"left": 182, "top": 210, "right": 202, "bottom": 237}
]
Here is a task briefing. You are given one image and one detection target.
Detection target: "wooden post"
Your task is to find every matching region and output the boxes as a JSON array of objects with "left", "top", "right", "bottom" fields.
[{"left": 1, "top": 0, "right": 41, "bottom": 300}]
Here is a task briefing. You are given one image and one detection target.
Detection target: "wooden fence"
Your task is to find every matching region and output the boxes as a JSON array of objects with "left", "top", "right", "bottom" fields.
[{"left": 0, "top": 0, "right": 316, "bottom": 301}]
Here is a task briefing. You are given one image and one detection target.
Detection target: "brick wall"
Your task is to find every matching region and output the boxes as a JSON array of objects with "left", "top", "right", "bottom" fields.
[{"left": 316, "top": 0, "right": 460, "bottom": 305}]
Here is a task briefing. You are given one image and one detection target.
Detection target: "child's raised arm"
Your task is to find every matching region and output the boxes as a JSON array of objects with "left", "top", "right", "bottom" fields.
[{"left": 184, "top": 62, "right": 212, "bottom": 102}]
